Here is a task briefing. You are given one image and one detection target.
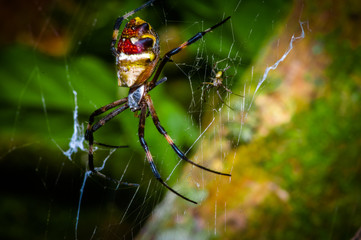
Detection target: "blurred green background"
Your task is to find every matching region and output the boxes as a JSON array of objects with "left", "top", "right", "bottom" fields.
[{"left": 1, "top": 0, "right": 361, "bottom": 239}]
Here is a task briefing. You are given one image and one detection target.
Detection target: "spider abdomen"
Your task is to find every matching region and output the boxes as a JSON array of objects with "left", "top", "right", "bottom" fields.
[
  {"left": 115, "top": 17, "right": 159, "bottom": 88},
  {"left": 116, "top": 52, "right": 155, "bottom": 87}
]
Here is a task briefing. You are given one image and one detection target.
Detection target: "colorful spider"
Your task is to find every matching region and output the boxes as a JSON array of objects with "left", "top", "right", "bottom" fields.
[
  {"left": 202, "top": 61, "right": 243, "bottom": 109},
  {"left": 85, "top": 0, "right": 231, "bottom": 204}
]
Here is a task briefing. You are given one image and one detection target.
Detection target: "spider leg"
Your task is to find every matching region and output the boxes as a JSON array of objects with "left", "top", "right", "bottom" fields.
[
  {"left": 87, "top": 103, "right": 129, "bottom": 172},
  {"left": 138, "top": 103, "right": 197, "bottom": 204},
  {"left": 145, "top": 95, "right": 231, "bottom": 176},
  {"left": 149, "top": 16, "right": 231, "bottom": 90},
  {"left": 87, "top": 102, "right": 137, "bottom": 187},
  {"left": 196, "top": 82, "right": 211, "bottom": 92},
  {"left": 86, "top": 98, "right": 127, "bottom": 130},
  {"left": 111, "top": 0, "right": 155, "bottom": 55},
  {"left": 85, "top": 97, "right": 128, "bottom": 148},
  {"left": 222, "top": 65, "right": 231, "bottom": 73},
  {"left": 211, "top": 66, "right": 217, "bottom": 76},
  {"left": 216, "top": 89, "right": 235, "bottom": 110},
  {"left": 200, "top": 83, "right": 213, "bottom": 98},
  {"left": 202, "top": 82, "right": 215, "bottom": 89},
  {"left": 221, "top": 84, "right": 243, "bottom": 97},
  {"left": 216, "top": 89, "right": 224, "bottom": 103},
  {"left": 155, "top": 76, "right": 168, "bottom": 87},
  {"left": 202, "top": 82, "right": 214, "bottom": 85},
  {"left": 92, "top": 142, "right": 128, "bottom": 149}
]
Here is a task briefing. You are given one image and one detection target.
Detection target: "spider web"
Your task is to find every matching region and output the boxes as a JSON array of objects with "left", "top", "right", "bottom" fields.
[{"left": 0, "top": 0, "right": 307, "bottom": 239}]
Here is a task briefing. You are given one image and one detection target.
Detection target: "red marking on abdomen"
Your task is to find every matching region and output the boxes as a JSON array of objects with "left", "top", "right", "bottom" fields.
[{"left": 118, "top": 39, "right": 145, "bottom": 54}]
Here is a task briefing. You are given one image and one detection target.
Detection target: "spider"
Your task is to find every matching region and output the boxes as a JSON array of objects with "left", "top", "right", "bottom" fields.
[
  {"left": 202, "top": 61, "right": 243, "bottom": 109},
  {"left": 85, "top": 0, "right": 231, "bottom": 204}
]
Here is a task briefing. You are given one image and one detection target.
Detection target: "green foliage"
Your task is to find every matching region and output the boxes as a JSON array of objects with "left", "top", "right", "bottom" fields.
[{"left": 239, "top": 22, "right": 361, "bottom": 239}]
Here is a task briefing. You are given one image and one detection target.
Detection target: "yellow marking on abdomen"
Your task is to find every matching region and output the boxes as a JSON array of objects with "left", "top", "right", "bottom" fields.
[{"left": 117, "top": 52, "right": 155, "bottom": 87}]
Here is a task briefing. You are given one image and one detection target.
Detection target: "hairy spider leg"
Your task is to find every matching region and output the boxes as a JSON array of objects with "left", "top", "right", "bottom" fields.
[
  {"left": 149, "top": 16, "right": 231, "bottom": 90},
  {"left": 85, "top": 97, "right": 129, "bottom": 148},
  {"left": 145, "top": 95, "right": 231, "bottom": 176},
  {"left": 138, "top": 103, "right": 197, "bottom": 204},
  {"left": 111, "top": 0, "right": 155, "bottom": 56},
  {"left": 87, "top": 103, "right": 130, "bottom": 171}
]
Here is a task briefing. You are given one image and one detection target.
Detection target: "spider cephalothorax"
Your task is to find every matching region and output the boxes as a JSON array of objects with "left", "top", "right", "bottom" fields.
[{"left": 86, "top": 0, "right": 231, "bottom": 204}]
